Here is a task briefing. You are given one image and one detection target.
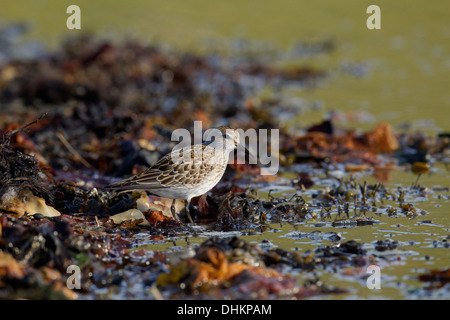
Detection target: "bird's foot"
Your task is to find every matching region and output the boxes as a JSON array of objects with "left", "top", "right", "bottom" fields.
[
  {"left": 170, "top": 199, "right": 178, "bottom": 220},
  {"left": 185, "top": 202, "right": 194, "bottom": 224}
]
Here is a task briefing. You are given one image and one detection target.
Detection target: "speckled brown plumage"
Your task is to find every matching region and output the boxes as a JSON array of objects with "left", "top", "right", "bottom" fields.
[{"left": 105, "top": 127, "right": 241, "bottom": 223}]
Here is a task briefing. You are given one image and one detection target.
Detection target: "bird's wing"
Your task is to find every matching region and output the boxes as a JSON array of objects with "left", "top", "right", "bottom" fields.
[{"left": 105, "top": 144, "right": 217, "bottom": 191}]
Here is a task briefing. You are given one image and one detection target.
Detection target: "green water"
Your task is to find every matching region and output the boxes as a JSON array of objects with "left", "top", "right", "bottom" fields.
[
  {"left": 1, "top": 0, "right": 449, "bottom": 299},
  {"left": 132, "top": 164, "right": 449, "bottom": 299},
  {"left": 2, "top": 0, "right": 450, "bottom": 132}
]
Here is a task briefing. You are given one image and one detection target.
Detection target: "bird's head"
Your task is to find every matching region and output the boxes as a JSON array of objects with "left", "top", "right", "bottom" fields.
[{"left": 217, "top": 126, "right": 240, "bottom": 149}]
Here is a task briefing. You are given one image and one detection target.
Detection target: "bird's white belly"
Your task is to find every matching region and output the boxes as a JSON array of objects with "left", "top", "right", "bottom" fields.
[{"left": 151, "top": 170, "right": 225, "bottom": 200}]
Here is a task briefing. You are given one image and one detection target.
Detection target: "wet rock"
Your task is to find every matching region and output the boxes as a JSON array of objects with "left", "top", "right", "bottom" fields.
[
  {"left": 374, "top": 239, "right": 398, "bottom": 251},
  {"left": 281, "top": 230, "right": 342, "bottom": 242},
  {"left": 103, "top": 197, "right": 137, "bottom": 217},
  {"left": 293, "top": 172, "right": 315, "bottom": 190},
  {"left": 110, "top": 209, "right": 149, "bottom": 226},
  {"left": 315, "top": 240, "right": 367, "bottom": 258},
  {"left": 0, "top": 187, "right": 60, "bottom": 217}
]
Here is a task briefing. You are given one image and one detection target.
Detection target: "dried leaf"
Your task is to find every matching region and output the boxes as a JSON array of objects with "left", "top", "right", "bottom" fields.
[
  {"left": 157, "top": 247, "right": 283, "bottom": 291},
  {"left": 365, "top": 122, "right": 399, "bottom": 154},
  {"left": 0, "top": 251, "right": 25, "bottom": 279},
  {"left": 110, "top": 209, "right": 148, "bottom": 225},
  {"left": 0, "top": 187, "right": 60, "bottom": 217},
  {"left": 411, "top": 161, "right": 430, "bottom": 175}
]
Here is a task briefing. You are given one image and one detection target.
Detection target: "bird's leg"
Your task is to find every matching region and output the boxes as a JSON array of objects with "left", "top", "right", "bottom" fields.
[
  {"left": 170, "top": 199, "right": 178, "bottom": 220},
  {"left": 185, "top": 200, "right": 193, "bottom": 223}
]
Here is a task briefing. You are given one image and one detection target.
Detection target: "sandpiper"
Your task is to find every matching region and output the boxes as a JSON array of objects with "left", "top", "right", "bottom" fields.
[{"left": 105, "top": 126, "right": 247, "bottom": 223}]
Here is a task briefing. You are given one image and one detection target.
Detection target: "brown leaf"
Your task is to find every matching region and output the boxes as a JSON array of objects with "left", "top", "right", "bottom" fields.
[
  {"left": 411, "top": 161, "right": 430, "bottom": 175},
  {"left": 365, "top": 122, "right": 399, "bottom": 154},
  {"left": 146, "top": 210, "right": 172, "bottom": 225},
  {"left": 157, "top": 247, "right": 284, "bottom": 291},
  {"left": 418, "top": 268, "right": 450, "bottom": 289},
  {"left": 0, "top": 251, "right": 25, "bottom": 279}
]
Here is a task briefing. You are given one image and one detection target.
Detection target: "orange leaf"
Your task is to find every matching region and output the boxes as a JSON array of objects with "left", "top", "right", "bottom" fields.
[{"left": 365, "top": 122, "right": 399, "bottom": 154}]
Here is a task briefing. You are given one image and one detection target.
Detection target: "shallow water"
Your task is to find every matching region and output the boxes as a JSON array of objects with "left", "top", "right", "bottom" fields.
[
  {"left": 119, "top": 163, "right": 449, "bottom": 299},
  {"left": 2, "top": 1, "right": 449, "bottom": 132}
]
